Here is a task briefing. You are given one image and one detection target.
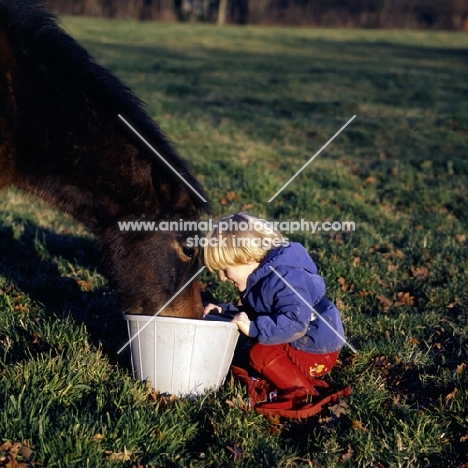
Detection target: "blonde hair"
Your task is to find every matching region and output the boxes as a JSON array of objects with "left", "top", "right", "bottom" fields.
[{"left": 203, "top": 213, "right": 285, "bottom": 272}]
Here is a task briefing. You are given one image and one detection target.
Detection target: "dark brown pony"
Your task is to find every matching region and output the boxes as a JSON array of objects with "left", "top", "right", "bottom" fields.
[{"left": 0, "top": 1, "right": 210, "bottom": 318}]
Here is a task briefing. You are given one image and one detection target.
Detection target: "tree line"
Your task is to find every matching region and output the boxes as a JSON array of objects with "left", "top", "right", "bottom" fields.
[{"left": 44, "top": 0, "right": 468, "bottom": 29}]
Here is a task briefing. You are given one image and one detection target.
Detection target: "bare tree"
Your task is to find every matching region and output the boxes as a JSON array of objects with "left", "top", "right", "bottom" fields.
[{"left": 218, "top": 0, "right": 228, "bottom": 24}]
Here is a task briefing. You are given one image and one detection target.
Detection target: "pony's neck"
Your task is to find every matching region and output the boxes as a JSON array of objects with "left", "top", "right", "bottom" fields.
[{"left": 16, "top": 163, "right": 200, "bottom": 237}]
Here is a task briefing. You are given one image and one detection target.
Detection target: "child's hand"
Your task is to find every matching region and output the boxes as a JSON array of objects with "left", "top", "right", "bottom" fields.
[
  {"left": 203, "top": 303, "right": 222, "bottom": 316},
  {"left": 231, "top": 312, "right": 251, "bottom": 336}
]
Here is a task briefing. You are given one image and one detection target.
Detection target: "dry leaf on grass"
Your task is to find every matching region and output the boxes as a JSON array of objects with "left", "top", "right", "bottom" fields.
[
  {"left": 262, "top": 411, "right": 282, "bottom": 434},
  {"left": 358, "top": 290, "right": 372, "bottom": 297},
  {"left": 352, "top": 420, "right": 369, "bottom": 432},
  {"left": 335, "top": 297, "right": 346, "bottom": 311},
  {"left": 91, "top": 434, "right": 104, "bottom": 443},
  {"left": 455, "top": 234, "right": 466, "bottom": 243},
  {"left": 445, "top": 388, "right": 457, "bottom": 405},
  {"left": 377, "top": 295, "right": 393, "bottom": 308},
  {"left": 76, "top": 279, "right": 93, "bottom": 291},
  {"left": 337, "top": 277, "right": 353, "bottom": 292},
  {"left": 152, "top": 391, "right": 178, "bottom": 409},
  {"left": 395, "top": 292, "right": 415, "bottom": 307},
  {"left": 31, "top": 333, "right": 42, "bottom": 347},
  {"left": 329, "top": 400, "right": 348, "bottom": 418},
  {"left": 364, "top": 176, "right": 378, "bottom": 185},
  {"left": 0, "top": 441, "right": 34, "bottom": 468},
  {"left": 220, "top": 191, "right": 238, "bottom": 205},
  {"left": 434, "top": 342, "right": 444, "bottom": 351},
  {"left": 107, "top": 447, "right": 132, "bottom": 462},
  {"left": 226, "top": 443, "right": 244, "bottom": 463},
  {"left": 410, "top": 266, "right": 430, "bottom": 280},
  {"left": 17, "top": 448, "right": 32, "bottom": 464},
  {"left": 340, "top": 443, "right": 354, "bottom": 462},
  {"left": 337, "top": 277, "right": 347, "bottom": 291},
  {"left": 373, "top": 275, "right": 385, "bottom": 287}
]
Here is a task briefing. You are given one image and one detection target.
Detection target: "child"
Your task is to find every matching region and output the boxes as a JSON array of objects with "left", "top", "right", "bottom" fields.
[{"left": 203, "top": 213, "right": 345, "bottom": 403}]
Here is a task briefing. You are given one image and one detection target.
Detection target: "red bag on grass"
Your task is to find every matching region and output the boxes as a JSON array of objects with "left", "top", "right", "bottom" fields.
[{"left": 231, "top": 365, "right": 351, "bottom": 419}]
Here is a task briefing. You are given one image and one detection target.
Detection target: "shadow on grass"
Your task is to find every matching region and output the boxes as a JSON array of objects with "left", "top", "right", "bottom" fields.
[
  {"left": 90, "top": 37, "right": 468, "bottom": 99},
  {"left": 0, "top": 220, "right": 130, "bottom": 366}
]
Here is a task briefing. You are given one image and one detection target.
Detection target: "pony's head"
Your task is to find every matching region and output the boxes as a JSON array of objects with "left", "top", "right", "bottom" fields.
[
  {"left": 102, "top": 229, "right": 204, "bottom": 318},
  {"left": 0, "top": 0, "right": 211, "bottom": 319}
]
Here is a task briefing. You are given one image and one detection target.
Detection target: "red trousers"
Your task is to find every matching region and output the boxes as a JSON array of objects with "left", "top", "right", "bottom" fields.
[{"left": 249, "top": 342, "right": 338, "bottom": 392}]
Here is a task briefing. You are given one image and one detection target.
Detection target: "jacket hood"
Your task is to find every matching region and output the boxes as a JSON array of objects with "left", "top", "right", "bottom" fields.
[{"left": 250, "top": 242, "right": 318, "bottom": 285}]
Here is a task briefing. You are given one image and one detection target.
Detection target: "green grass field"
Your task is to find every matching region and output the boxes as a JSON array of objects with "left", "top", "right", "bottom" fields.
[{"left": 1, "top": 17, "right": 467, "bottom": 467}]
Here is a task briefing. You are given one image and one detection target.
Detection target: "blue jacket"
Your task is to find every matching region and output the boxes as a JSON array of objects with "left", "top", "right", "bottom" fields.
[{"left": 220, "top": 243, "right": 345, "bottom": 353}]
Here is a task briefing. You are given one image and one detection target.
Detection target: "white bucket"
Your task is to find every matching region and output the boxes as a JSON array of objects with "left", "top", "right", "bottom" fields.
[{"left": 123, "top": 315, "right": 239, "bottom": 396}]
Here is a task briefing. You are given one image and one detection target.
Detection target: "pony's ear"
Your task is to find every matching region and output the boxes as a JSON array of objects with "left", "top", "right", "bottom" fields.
[
  {"left": 174, "top": 186, "right": 204, "bottom": 218},
  {"left": 173, "top": 186, "right": 194, "bottom": 211},
  {"left": 156, "top": 181, "right": 199, "bottom": 218}
]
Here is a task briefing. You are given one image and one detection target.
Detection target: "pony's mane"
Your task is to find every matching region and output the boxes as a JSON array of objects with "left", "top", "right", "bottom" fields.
[{"left": 0, "top": 0, "right": 209, "bottom": 215}]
